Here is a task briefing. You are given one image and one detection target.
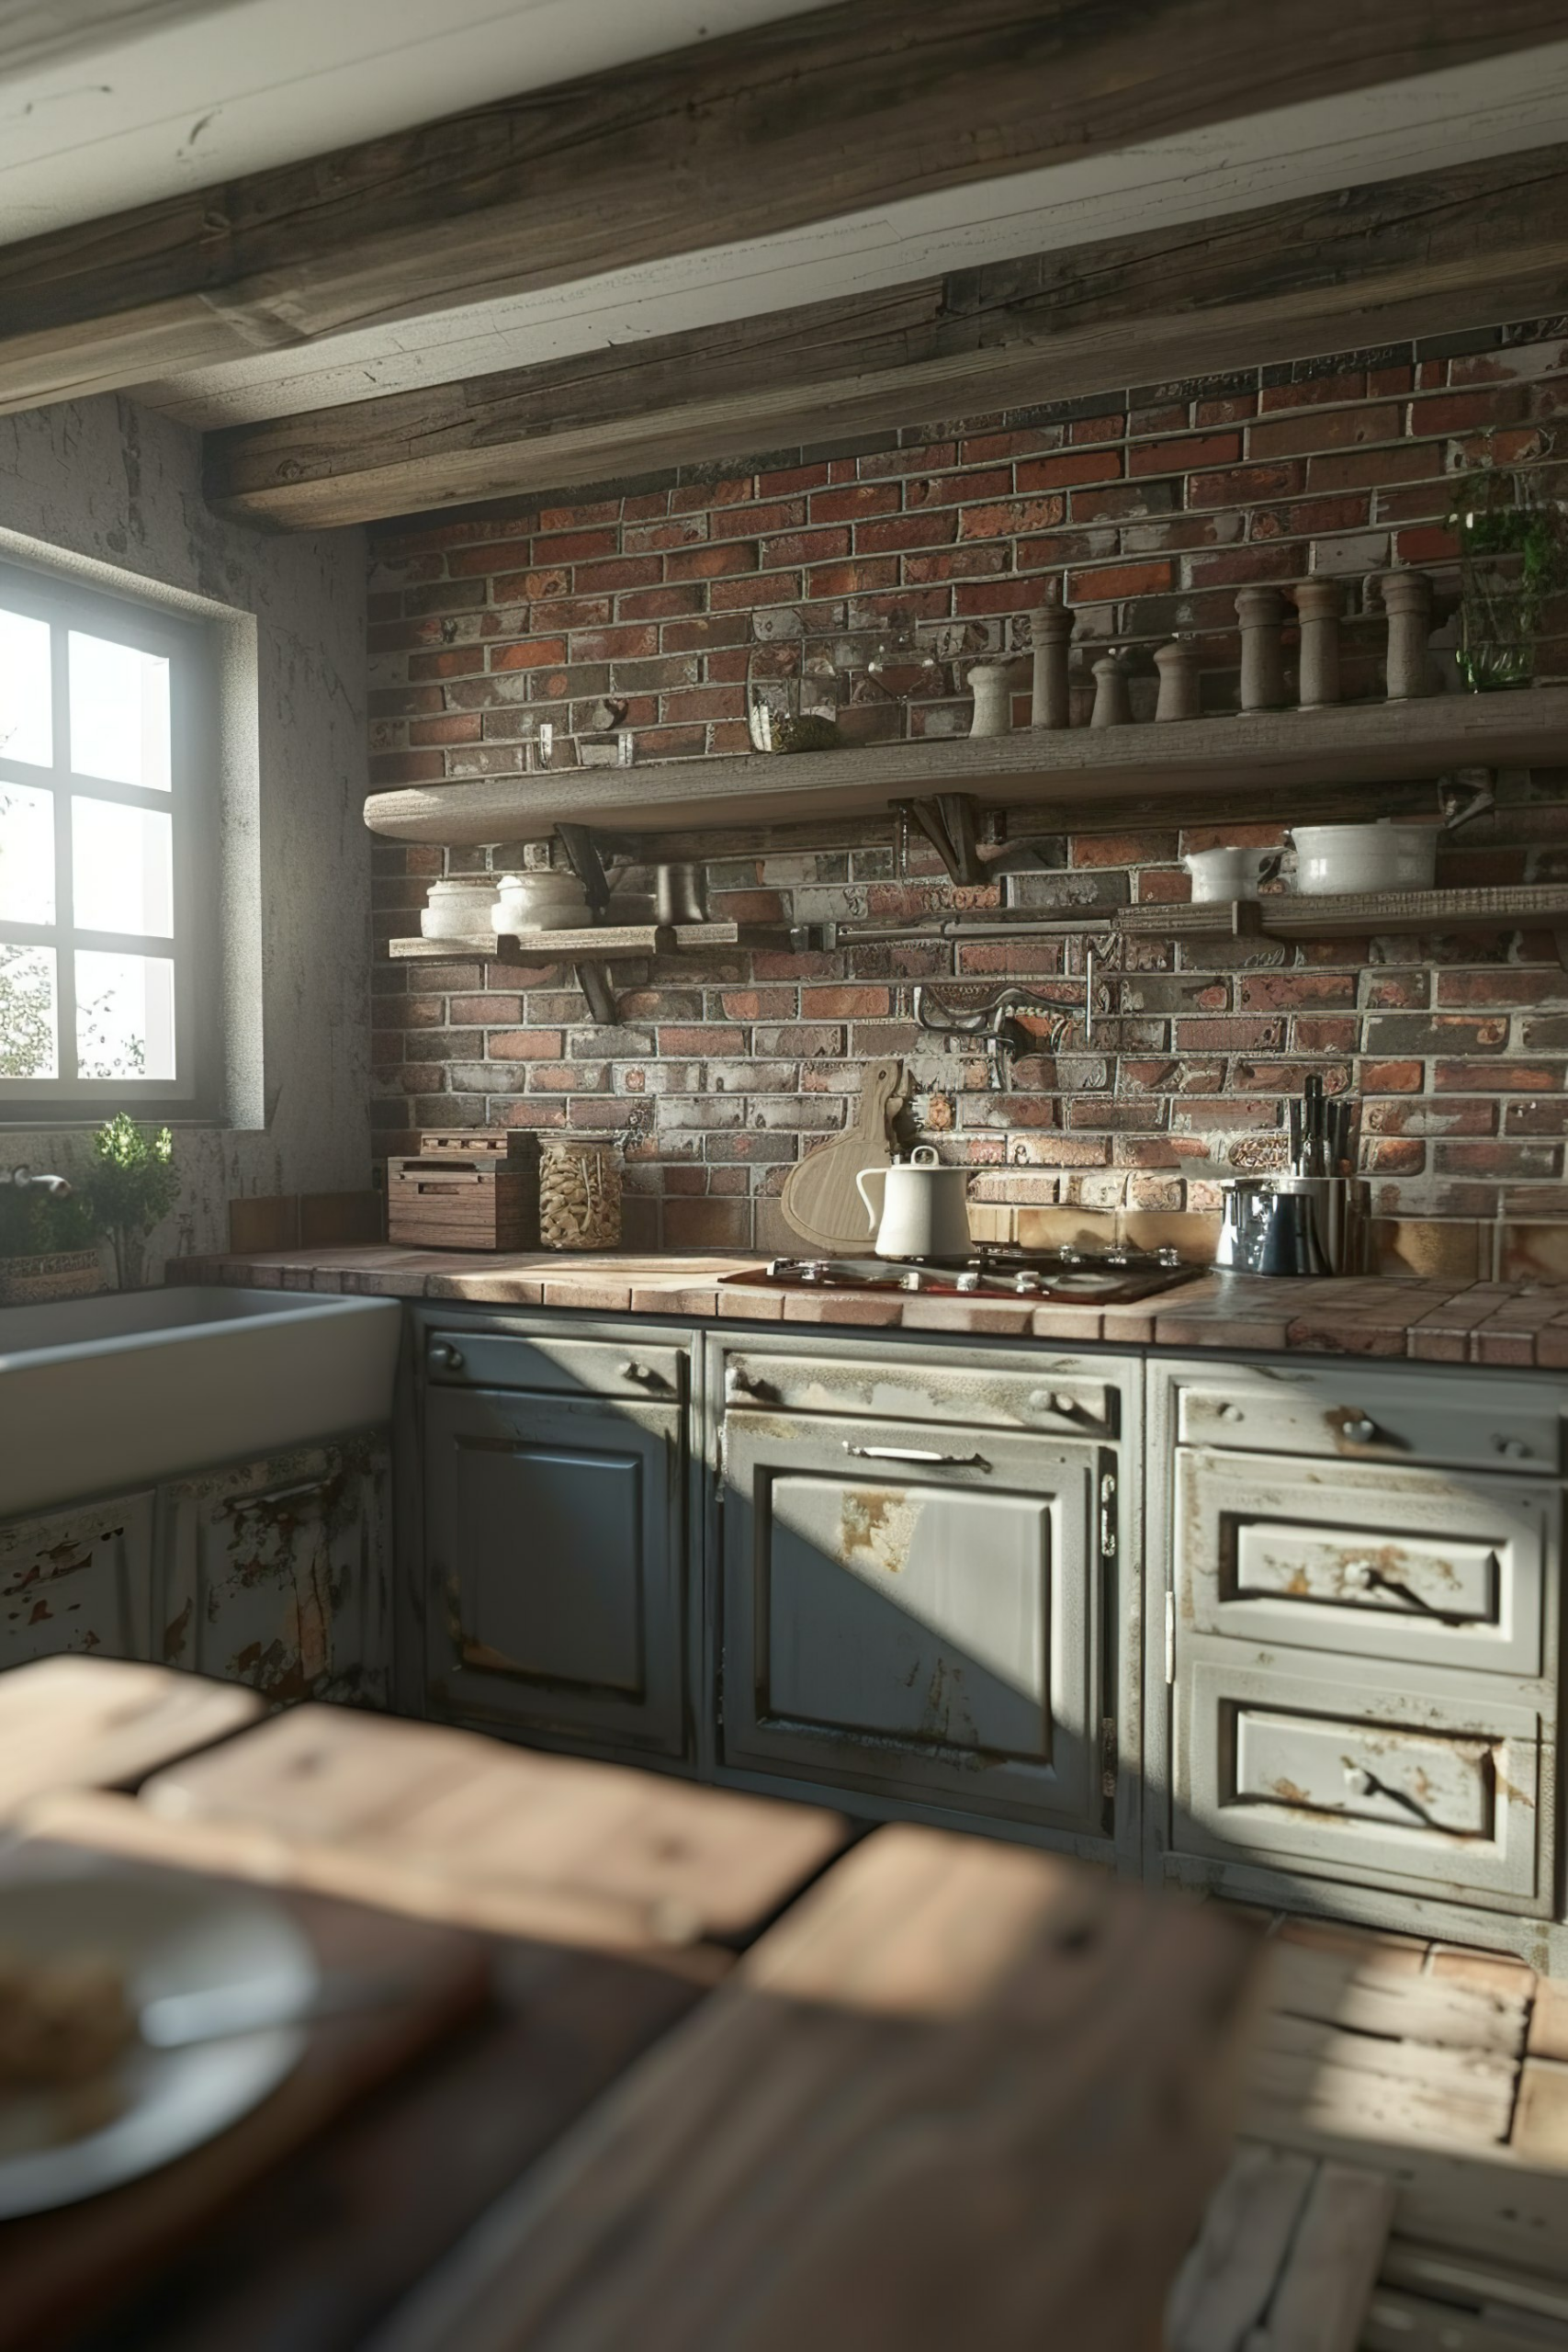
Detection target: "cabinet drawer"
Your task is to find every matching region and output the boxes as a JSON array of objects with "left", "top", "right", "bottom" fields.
[
  {"left": 1177, "top": 1449, "right": 1554, "bottom": 1679},
  {"left": 1173, "top": 1363, "right": 1560, "bottom": 1473},
  {"left": 1178, "top": 1657, "right": 1548, "bottom": 1911},
  {"left": 720, "top": 1349, "right": 1116, "bottom": 1438},
  {"left": 425, "top": 1329, "right": 686, "bottom": 1403}
]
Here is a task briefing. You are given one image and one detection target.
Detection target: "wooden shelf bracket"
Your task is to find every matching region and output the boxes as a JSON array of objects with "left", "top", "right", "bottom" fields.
[{"left": 892, "top": 792, "right": 987, "bottom": 887}]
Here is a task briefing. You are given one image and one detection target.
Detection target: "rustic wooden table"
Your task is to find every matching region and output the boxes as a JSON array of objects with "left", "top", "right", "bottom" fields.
[{"left": 0, "top": 1660, "right": 1259, "bottom": 2352}]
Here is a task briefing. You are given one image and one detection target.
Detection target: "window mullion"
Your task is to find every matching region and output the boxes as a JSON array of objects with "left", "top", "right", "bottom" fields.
[{"left": 48, "top": 617, "right": 74, "bottom": 1081}]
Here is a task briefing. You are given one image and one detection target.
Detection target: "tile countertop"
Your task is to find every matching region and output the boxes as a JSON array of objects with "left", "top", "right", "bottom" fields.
[{"left": 164, "top": 1249, "right": 1568, "bottom": 1368}]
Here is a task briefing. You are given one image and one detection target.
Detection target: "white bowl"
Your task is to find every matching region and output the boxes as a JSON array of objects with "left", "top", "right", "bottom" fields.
[
  {"left": 420, "top": 878, "right": 498, "bottom": 941},
  {"left": 1289, "top": 822, "right": 1437, "bottom": 896}
]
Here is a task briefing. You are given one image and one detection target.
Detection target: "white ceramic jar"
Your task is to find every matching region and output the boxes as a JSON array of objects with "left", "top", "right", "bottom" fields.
[
  {"left": 1182, "top": 846, "right": 1279, "bottom": 903},
  {"left": 1289, "top": 822, "right": 1437, "bottom": 895},
  {"left": 491, "top": 871, "right": 592, "bottom": 934},
  {"left": 420, "top": 877, "right": 502, "bottom": 943}
]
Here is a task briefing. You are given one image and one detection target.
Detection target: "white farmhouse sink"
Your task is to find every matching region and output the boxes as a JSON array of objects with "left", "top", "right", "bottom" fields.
[{"left": 0, "top": 1288, "right": 401, "bottom": 1521}]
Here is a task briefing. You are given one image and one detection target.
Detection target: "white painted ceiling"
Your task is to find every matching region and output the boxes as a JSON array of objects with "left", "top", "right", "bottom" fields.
[
  {"left": 129, "top": 41, "right": 1568, "bottom": 432},
  {"left": 0, "top": 0, "right": 829, "bottom": 242}
]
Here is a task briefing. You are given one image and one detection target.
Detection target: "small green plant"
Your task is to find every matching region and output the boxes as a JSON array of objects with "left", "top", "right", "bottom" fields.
[
  {"left": 1446, "top": 467, "right": 1568, "bottom": 690},
  {"left": 0, "top": 1175, "right": 97, "bottom": 1261},
  {"left": 87, "top": 1114, "right": 179, "bottom": 1290}
]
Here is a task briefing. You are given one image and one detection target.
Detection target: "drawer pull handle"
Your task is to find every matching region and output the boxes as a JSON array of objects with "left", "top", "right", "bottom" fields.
[
  {"left": 844, "top": 1443, "right": 992, "bottom": 1472},
  {"left": 1337, "top": 1411, "right": 1405, "bottom": 1449},
  {"left": 430, "top": 1342, "right": 465, "bottom": 1372},
  {"left": 1029, "top": 1389, "right": 1104, "bottom": 1430},
  {"left": 617, "top": 1360, "right": 671, "bottom": 1390},
  {"left": 725, "top": 1369, "right": 775, "bottom": 1407},
  {"left": 1217, "top": 1403, "right": 1245, "bottom": 1425}
]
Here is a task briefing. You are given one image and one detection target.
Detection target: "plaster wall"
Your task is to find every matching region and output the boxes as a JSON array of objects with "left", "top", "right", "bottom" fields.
[{"left": 1, "top": 393, "right": 370, "bottom": 1264}]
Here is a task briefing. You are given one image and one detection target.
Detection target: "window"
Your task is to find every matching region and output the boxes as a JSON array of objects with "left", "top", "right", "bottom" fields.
[{"left": 0, "top": 563, "right": 215, "bottom": 1123}]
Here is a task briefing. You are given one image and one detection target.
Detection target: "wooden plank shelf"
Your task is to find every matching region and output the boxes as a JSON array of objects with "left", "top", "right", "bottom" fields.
[
  {"left": 364, "top": 688, "right": 1568, "bottom": 846},
  {"left": 388, "top": 921, "right": 747, "bottom": 962}
]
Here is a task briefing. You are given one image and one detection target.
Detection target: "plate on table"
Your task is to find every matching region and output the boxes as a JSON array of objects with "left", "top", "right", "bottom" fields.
[{"left": 0, "top": 1866, "right": 316, "bottom": 2218}]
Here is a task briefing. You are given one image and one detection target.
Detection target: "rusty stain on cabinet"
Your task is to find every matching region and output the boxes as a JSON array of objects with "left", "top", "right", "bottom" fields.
[{"left": 159, "top": 1434, "right": 391, "bottom": 1705}]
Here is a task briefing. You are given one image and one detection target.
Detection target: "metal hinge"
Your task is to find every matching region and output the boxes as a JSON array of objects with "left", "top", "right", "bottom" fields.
[
  {"left": 1164, "top": 1589, "right": 1177, "bottom": 1685},
  {"left": 1099, "top": 1468, "right": 1117, "bottom": 1559},
  {"left": 1100, "top": 1716, "right": 1117, "bottom": 1801}
]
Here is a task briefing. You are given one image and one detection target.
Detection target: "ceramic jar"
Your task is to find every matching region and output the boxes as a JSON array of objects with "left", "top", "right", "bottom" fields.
[
  {"left": 966, "top": 662, "right": 1017, "bottom": 737},
  {"left": 420, "top": 877, "right": 500, "bottom": 943},
  {"left": 855, "top": 1147, "right": 972, "bottom": 1260},
  {"left": 1182, "top": 846, "right": 1279, "bottom": 902},
  {"left": 491, "top": 871, "right": 592, "bottom": 934}
]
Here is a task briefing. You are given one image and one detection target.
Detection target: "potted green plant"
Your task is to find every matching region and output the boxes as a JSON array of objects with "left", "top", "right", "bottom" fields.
[
  {"left": 1446, "top": 466, "right": 1567, "bottom": 690},
  {"left": 86, "top": 1115, "right": 179, "bottom": 1292}
]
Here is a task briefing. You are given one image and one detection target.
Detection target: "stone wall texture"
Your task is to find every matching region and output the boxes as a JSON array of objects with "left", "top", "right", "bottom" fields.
[{"left": 367, "top": 315, "right": 1568, "bottom": 1257}]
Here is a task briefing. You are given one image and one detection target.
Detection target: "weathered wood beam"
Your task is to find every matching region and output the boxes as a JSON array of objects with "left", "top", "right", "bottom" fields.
[
  {"left": 207, "top": 142, "right": 1568, "bottom": 529},
  {"left": 3, "top": 0, "right": 1564, "bottom": 414}
]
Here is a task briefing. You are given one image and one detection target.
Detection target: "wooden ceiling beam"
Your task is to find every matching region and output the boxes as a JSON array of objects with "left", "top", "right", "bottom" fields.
[
  {"left": 2, "top": 0, "right": 1565, "bottom": 414},
  {"left": 205, "top": 142, "right": 1568, "bottom": 530}
]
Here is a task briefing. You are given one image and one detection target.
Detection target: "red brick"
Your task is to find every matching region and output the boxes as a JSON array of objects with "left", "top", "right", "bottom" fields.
[
  {"left": 489, "top": 638, "right": 568, "bottom": 672},
  {"left": 1394, "top": 525, "right": 1461, "bottom": 564},
  {"left": 1070, "top": 830, "right": 1179, "bottom": 867},
  {"left": 1070, "top": 411, "right": 1128, "bottom": 445},
  {"left": 810, "top": 483, "right": 901, "bottom": 524},
  {"left": 666, "top": 541, "right": 758, "bottom": 582},
  {"left": 409, "top": 714, "right": 481, "bottom": 746},
  {"left": 713, "top": 570, "right": 808, "bottom": 609},
  {"left": 615, "top": 584, "right": 705, "bottom": 621},
  {"left": 1410, "top": 387, "right": 1531, "bottom": 436},
  {"left": 1357, "top": 1059, "right": 1426, "bottom": 1092},
  {"left": 670, "top": 475, "right": 754, "bottom": 513},
  {"left": 1129, "top": 432, "right": 1243, "bottom": 477},
  {"left": 1015, "top": 450, "right": 1124, "bottom": 493},
  {"left": 712, "top": 498, "right": 807, "bottom": 539},
  {"left": 761, "top": 526, "right": 852, "bottom": 566},
  {"left": 570, "top": 556, "right": 663, "bottom": 594},
  {"left": 1195, "top": 393, "right": 1258, "bottom": 425},
  {"left": 795, "top": 561, "right": 894, "bottom": 600},
  {"left": 367, "top": 751, "right": 446, "bottom": 785},
  {"left": 1181, "top": 546, "right": 1300, "bottom": 589},
  {"left": 958, "top": 496, "right": 1067, "bottom": 541},
  {"left": 1250, "top": 404, "right": 1401, "bottom": 458},
  {"left": 855, "top": 514, "right": 958, "bottom": 555},
  {"left": 1258, "top": 370, "right": 1368, "bottom": 413},
  {"left": 904, "top": 547, "right": 1010, "bottom": 583},
  {"left": 622, "top": 518, "right": 708, "bottom": 552},
  {"left": 903, "top": 468, "right": 1010, "bottom": 510},
  {"left": 407, "top": 648, "right": 485, "bottom": 681},
  {"left": 1308, "top": 444, "right": 1442, "bottom": 492},
  {"left": 1068, "top": 558, "right": 1173, "bottom": 600},
  {"left": 757, "top": 462, "right": 831, "bottom": 496},
  {"left": 1188, "top": 461, "right": 1305, "bottom": 505},
  {"left": 487, "top": 1030, "right": 564, "bottom": 1060},
  {"left": 802, "top": 986, "right": 893, "bottom": 1018}
]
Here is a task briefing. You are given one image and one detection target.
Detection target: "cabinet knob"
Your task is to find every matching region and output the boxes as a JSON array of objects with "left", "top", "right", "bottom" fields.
[
  {"left": 1341, "top": 1413, "right": 1381, "bottom": 1446},
  {"left": 1494, "top": 1436, "right": 1532, "bottom": 1461},
  {"left": 1029, "top": 1388, "right": 1100, "bottom": 1429},
  {"left": 725, "top": 1367, "right": 772, "bottom": 1406},
  {"left": 618, "top": 1360, "right": 670, "bottom": 1391},
  {"left": 1216, "top": 1402, "right": 1245, "bottom": 1425},
  {"left": 429, "top": 1342, "right": 465, "bottom": 1372}
]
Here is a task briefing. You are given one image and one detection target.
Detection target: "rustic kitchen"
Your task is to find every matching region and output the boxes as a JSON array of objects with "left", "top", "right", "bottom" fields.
[{"left": 6, "top": 7, "right": 1568, "bottom": 2346}]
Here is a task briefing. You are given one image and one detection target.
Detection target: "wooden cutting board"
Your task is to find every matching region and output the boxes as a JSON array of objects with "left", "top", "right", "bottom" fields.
[{"left": 781, "top": 1059, "right": 906, "bottom": 1253}]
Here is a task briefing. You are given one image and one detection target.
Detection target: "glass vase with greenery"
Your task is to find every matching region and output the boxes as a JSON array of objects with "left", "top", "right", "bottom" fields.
[{"left": 1446, "top": 467, "right": 1567, "bottom": 691}]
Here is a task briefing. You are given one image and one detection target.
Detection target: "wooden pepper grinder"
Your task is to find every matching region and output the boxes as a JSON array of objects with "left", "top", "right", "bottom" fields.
[
  {"left": 1028, "top": 594, "right": 1075, "bottom": 729},
  {"left": 1090, "top": 650, "right": 1132, "bottom": 729},
  {"left": 1235, "top": 587, "right": 1289, "bottom": 711},
  {"left": 1292, "top": 580, "right": 1342, "bottom": 707},
  {"left": 1378, "top": 568, "right": 1435, "bottom": 699},
  {"left": 1153, "top": 639, "right": 1201, "bottom": 721}
]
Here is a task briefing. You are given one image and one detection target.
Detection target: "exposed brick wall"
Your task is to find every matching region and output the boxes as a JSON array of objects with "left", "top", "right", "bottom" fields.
[{"left": 369, "top": 318, "right": 1568, "bottom": 1251}]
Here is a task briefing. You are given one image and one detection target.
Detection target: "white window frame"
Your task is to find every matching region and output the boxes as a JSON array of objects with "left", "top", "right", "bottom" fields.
[{"left": 0, "top": 560, "right": 219, "bottom": 1125}]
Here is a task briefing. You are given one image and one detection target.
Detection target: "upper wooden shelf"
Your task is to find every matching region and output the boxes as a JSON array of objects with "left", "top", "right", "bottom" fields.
[{"left": 364, "top": 688, "right": 1568, "bottom": 845}]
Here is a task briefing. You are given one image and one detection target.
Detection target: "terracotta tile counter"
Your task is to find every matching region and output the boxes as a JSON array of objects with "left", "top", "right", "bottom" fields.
[{"left": 167, "top": 1249, "right": 1568, "bottom": 1368}]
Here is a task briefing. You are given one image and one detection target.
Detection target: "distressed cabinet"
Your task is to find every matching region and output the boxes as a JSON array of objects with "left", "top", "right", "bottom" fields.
[
  {"left": 422, "top": 1371, "right": 688, "bottom": 1758},
  {"left": 158, "top": 1434, "right": 392, "bottom": 1707},
  {"left": 1149, "top": 1358, "right": 1563, "bottom": 1942},
  {"left": 713, "top": 1333, "right": 1136, "bottom": 1848},
  {"left": 0, "top": 1492, "right": 155, "bottom": 1668}
]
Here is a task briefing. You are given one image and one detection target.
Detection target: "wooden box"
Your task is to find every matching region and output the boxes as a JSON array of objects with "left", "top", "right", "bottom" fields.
[{"left": 388, "top": 1136, "right": 539, "bottom": 1251}]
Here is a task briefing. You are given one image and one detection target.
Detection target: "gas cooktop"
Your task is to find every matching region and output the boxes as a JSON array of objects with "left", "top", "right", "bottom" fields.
[{"left": 722, "top": 1244, "right": 1203, "bottom": 1306}]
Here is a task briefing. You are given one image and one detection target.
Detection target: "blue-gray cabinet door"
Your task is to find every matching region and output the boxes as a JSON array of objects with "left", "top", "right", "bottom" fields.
[
  {"left": 719, "top": 1412, "right": 1106, "bottom": 1831},
  {"left": 0, "top": 1492, "right": 154, "bottom": 1668},
  {"left": 424, "top": 1387, "right": 686, "bottom": 1758}
]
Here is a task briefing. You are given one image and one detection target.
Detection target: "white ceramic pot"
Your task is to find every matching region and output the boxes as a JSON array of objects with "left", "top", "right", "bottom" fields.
[
  {"left": 420, "top": 877, "right": 499, "bottom": 943},
  {"left": 855, "top": 1147, "right": 972, "bottom": 1261},
  {"left": 491, "top": 871, "right": 592, "bottom": 934},
  {"left": 1289, "top": 822, "right": 1437, "bottom": 896},
  {"left": 1183, "top": 846, "right": 1279, "bottom": 903}
]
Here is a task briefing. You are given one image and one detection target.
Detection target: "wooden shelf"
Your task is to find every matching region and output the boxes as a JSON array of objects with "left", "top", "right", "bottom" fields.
[
  {"left": 388, "top": 920, "right": 746, "bottom": 963},
  {"left": 364, "top": 688, "right": 1568, "bottom": 846}
]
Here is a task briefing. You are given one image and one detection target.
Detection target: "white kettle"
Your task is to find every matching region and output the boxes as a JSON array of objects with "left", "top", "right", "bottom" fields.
[{"left": 856, "top": 1147, "right": 973, "bottom": 1261}]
